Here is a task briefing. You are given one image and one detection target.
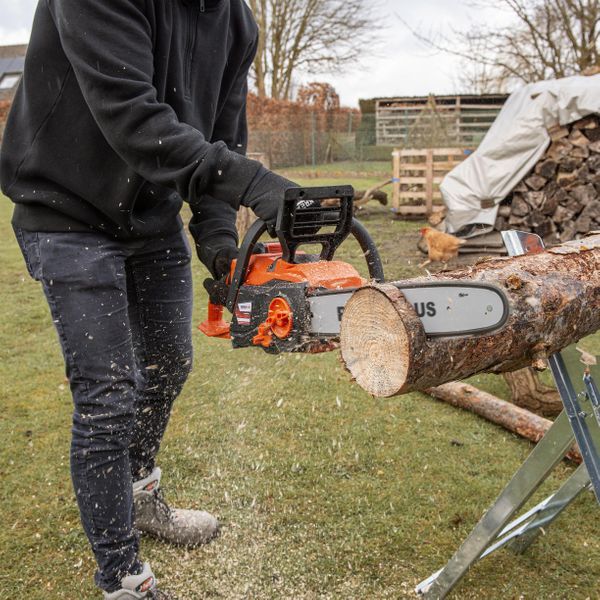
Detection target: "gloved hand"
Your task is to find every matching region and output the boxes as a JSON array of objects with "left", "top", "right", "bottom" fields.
[
  {"left": 203, "top": 244, "right": 266, "bottom": 306},
  {"left": 213, "top": 246, "right": 239, "bottom": 280},
  {"left": 203, "top": 246, "right": 238, "bottom": 306},
  {"left": 241, "top": 167, "right": 297, "bottom": 235},
  {"left": 203, "top": 277, "right": 230, "bottom": 306}
]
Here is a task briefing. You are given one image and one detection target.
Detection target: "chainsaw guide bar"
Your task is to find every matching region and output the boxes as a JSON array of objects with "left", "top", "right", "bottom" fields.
[{"left": 309, "top": 282, "right": 509, "bottom": 338}]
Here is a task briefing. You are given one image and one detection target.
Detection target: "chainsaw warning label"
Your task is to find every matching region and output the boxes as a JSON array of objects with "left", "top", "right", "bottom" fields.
[{"left": 235, "top": 302, "right": 252, "bottom": 325}]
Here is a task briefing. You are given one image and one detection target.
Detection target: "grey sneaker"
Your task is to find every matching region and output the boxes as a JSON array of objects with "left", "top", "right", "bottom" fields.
[
  {"left": 133, "top": 467, "right": 219, "bottom": 546},
  {"left": 103, "top": 562, "right": 173, "bottom": 599}
]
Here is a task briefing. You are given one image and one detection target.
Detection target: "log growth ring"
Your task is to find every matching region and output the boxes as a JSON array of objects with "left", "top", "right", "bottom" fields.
[{"left": 340, "top": 284, "right": 424, "bottom": 397}]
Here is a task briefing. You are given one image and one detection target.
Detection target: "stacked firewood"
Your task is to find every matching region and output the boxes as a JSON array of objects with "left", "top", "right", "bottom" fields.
[{"left": 495, "top": 115, "right": 600, "bottom": 245}]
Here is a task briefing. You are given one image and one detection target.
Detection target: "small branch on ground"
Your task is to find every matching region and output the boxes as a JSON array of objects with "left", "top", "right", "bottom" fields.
[{"left": 427, "top": 381, "right": 582, "bottom": 464}]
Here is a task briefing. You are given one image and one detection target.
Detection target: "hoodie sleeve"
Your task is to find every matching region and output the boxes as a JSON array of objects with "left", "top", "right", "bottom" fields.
[
  {"left": 189, "top": 33, "right": 259, "bottom": 275},
  {"left": 46, "top": 0, "right": 262, "bottom": 209}
]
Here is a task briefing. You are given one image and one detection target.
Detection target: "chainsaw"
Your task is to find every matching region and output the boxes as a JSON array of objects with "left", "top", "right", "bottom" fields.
[{"left": 199, "top": 186, "right": 509, "bottom": 353}]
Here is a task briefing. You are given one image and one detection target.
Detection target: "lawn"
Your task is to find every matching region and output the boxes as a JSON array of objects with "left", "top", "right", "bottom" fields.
[{"left": 1, "top": 170, "right": 599, "bottom": 599}]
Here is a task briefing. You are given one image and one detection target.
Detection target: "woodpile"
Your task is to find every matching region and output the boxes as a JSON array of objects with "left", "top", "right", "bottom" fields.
[{"left": 495, "top": 115, "right": 600, "bottom": 245}]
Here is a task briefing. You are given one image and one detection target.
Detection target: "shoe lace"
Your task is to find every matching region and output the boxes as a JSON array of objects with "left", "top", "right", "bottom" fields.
[{"left": 152, "top": 487, "right": 174, "bottom": 524}]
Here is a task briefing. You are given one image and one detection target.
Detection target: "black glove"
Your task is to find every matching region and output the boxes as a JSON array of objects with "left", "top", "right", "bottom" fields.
[
  {"left": 242, "top": 167, "right": 297, "bottom": 235},
  {"left": 194, "top": 232, "right": 238, "bottom": 280},
  {"left": 213, "top": 246, "right": 239, "bottom": 280},
  {"left": 203, "top": 277, "right": 230, "bottom": 306},
  {"left": 204, "top": 246, "right": 239, "bottom": 306},
  {"left": 203, "top": 246, "right": 238, "bottom": 305},
  {"left": 203, "top": 244, "right": 267, "bottom": 305}
]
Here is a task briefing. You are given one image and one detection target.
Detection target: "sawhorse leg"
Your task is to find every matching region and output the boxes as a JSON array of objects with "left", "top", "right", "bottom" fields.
[
  {"left": 416, "top": 410, "right": 575, "bottom": 599},
  {"left": 508, "top": 463, "right": 591, "bottom": 555}
]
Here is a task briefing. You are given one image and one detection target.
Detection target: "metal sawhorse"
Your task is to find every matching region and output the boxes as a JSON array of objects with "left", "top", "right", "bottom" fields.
[{"left": 416, "top": 231, "right": 600, "bottom": 598}]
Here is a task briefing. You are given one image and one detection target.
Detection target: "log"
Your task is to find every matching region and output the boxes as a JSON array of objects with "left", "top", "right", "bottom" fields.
[
  {"left": 340, "top": 234, "right": 600, "bottom": 397},
  {"left": 355, "top": 178, "right": 392, "bottom": 208},
  {"left": 502, "top": 368, "right": 562, "bottom": 417},
  {"left": 426, "top": 382, "right": 582, "bottom": 464}
]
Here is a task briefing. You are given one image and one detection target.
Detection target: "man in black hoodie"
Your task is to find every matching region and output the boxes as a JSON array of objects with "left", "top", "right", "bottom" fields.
[{"left": 0, "top": 1, "right": 294, "bottom": 598}]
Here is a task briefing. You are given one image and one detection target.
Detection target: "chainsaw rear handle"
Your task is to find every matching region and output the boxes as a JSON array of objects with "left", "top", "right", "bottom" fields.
[
  {"left": 226, "top": 218, "right": 268, "bottom": 312},
  {"left": 225, "top": 218, "right": 385, "bottom": 313}
]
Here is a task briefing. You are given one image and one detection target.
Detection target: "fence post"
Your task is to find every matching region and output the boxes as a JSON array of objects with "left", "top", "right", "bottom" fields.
[
  {"left": 267, "top": 131, "right": 273, "bottom": 170},
  {"left": 425, "top": 148, "right": 434, "bottom": 216},
  {"left": 311, "top": 111, "right": 317, "bottom": 168},
  {"left": 392, "top": 149, "right": 401, "bottom": 212}
]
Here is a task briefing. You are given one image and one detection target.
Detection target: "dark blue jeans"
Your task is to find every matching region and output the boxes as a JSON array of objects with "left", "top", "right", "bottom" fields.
[{"left": 14, "top": 226, "right": 194, "bottom": 592}]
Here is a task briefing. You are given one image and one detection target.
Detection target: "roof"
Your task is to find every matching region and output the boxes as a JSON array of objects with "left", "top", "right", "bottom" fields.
[
  {"left": 0, "top": 45, "right": 27, "bottom": 98},
  {"left": 359, "top": 93, "right": 509, "bottom": 113},
  {"left": 362, "top": 93, "right": 509, "bottom": 103},
  {"left": 0, "top": 44, "right": 27, "bottom": 78},
  {"left": 376, "top": 93, "right": 508, "bottom": 101}
]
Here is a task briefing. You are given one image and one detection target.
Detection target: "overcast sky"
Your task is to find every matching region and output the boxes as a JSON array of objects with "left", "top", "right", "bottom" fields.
[{"left": 0, "top": 0, "right": 512, "bottom": 106}]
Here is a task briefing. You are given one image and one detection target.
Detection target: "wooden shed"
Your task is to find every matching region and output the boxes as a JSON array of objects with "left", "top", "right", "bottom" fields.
[{"left": 375, "top": 93, "right": 508, "bottom": 148}]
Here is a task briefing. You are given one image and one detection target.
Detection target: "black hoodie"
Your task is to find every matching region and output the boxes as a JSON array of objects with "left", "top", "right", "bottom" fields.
[{"left": 0, "top": 0, "right": 261, "bottom": 268}]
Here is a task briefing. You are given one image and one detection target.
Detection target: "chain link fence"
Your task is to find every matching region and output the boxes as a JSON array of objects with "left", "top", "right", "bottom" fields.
[{"left": 248, "top": 113, "right": 393, "bottom": 169}]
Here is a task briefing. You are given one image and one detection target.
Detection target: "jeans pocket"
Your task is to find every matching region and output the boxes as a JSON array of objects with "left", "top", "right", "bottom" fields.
[{"left": 13, "top": 226, "right": 42, "bottom": 280}]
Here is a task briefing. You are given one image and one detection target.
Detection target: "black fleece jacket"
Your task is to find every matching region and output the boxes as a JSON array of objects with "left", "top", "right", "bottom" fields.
[{"left": 0, "top": 0, "right": 261, "bottom": 271}]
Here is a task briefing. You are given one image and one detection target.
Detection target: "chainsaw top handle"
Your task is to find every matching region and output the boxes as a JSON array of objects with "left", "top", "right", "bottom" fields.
[
  {"left": 225, "top": 186, "right": 384, "bottom": 312},
  {"left": 278, "top": 186, "right": 354, "bottom": 262}
]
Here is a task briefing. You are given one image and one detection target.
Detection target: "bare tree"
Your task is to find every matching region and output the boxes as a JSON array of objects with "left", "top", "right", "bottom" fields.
[
  {"left": 453, "top": 39, "right": 513, "bottom": 94},
  {"left": 247, "top": 0, "right": 379, "bottom": 100},
  {"left": 297, "top": 82, "right": 341, "bottom": 110},
  {"left": 403, "top": 0, "right": 600, "bottom": 92}
]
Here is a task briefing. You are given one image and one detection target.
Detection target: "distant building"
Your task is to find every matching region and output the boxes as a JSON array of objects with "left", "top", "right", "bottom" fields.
[
  {"left": 361, "top": 93, "right": 509, "bottom": 149},
  {"left": 0, "top": 44, "right": 26, "bottom": 102},
  {"left": 0, "top": 45, "right": 27, "bottom": 139}
]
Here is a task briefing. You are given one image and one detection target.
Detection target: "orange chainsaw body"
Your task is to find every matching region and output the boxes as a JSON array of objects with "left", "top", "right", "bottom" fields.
[
  {"left": 198, "top": 185, "right": 383, "bottom": 353},
  {"left": 238, "top": 244, "right": 364, "bottom": 290},
  {"left": 199, "top": 241, "right": 364, "bottom": 350}
]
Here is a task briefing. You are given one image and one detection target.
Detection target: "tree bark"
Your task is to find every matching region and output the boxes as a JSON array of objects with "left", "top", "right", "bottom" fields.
[
  {"left": 340, "top": 234, "right": 600, "bottom": 397},
  {"left": 427, "top": 382, "right": 582, "bottom": 464},
  {"left": 502, "top": 368, "right": 563, "bottom": 417}
]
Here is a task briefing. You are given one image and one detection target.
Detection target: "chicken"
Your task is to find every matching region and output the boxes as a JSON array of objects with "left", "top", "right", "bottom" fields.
[{"left": 419, "top": 227, "right": 466, "bottom": 268}]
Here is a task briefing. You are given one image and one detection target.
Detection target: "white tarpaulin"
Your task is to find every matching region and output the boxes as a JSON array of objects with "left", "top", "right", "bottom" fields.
[{"left": 441, "top": 74, "right": 600, "bottom": 233}]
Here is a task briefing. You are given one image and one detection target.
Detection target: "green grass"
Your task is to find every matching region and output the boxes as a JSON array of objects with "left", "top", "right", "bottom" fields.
[
  {"left": 280, "top": 161, "right": 393, "bottom": 202},
  {"left": 281, "top": 160, "right": 391, "bottom": 178},
  {"left": 1, "top": 177, "right": 599, "bottom": 599}
]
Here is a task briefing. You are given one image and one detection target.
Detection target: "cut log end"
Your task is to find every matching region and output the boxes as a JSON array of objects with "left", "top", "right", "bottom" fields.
[{"left": 340, "top": 285, "right": 420, "bottom": 397}]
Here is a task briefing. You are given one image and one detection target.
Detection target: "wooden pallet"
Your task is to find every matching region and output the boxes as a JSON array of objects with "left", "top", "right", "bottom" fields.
[{"left": 391, "top": 148, "right": 470, "bottom": 218}]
